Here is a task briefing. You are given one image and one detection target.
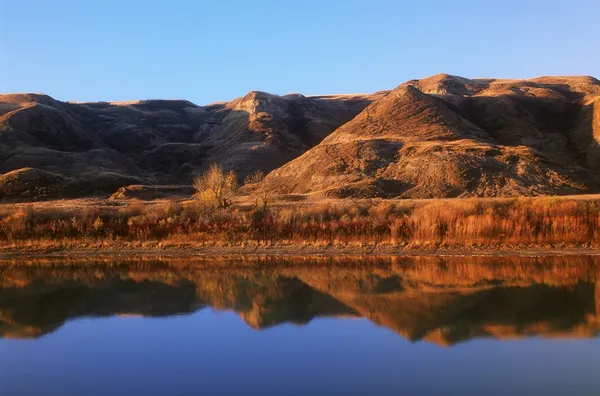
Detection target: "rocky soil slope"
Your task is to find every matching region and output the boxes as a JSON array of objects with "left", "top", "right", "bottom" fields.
[
  {"left": 2, "top": 74, "right": 600, "bottom": 200},
  {"left": 266, "top": 75, "right": 600, "bottom": 198},
  {"left": 0, "top": 92, "right": 382, "bottom": 199}
]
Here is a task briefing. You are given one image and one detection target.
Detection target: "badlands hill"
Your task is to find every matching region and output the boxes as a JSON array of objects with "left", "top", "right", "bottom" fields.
[
  {"left": 0, "top": 91, "right": 381, "bottom": 199},
  {"left": 267, "top": 74, "right": 600, "bottom": 198},
  {"left": 1, "top": 74, "right": 600, "bottom": 200}
]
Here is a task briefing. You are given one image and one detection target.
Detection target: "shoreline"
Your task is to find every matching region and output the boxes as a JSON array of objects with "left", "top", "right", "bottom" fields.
[
  {"left": 4, "top": 195, "right": 600, "bottom": 262},
  {"left": 2, "top": 245, "right": 600, "bottom": 260}
]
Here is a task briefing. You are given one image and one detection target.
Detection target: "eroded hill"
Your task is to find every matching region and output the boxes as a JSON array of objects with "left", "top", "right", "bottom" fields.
[
  {"left": 0, "top": 92, "right": 381, "bottom": 199},
  {"left": 2, "top": 74, "right": 600, "bottom": 200},
  {"left": 266, "top": 75, "right": 600, "bottom": 198}
]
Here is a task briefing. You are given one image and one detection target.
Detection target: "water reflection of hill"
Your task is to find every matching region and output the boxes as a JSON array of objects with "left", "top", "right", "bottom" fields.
[{"left": 1, "top": 256, "right": 599, "bottom": 345}]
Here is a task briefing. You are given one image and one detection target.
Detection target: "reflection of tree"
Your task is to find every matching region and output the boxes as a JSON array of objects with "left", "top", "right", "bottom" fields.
[{"left": 1, "top": 255, "right": 600, "bottom": 345}]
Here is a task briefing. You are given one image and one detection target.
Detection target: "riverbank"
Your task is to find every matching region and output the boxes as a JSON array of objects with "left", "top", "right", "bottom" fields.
[
  {"left": 2, "top": 244, "right": 600, "bottom": 261},
  {"left": 3, "top": 194, "right": 600, "bottom": 258}
]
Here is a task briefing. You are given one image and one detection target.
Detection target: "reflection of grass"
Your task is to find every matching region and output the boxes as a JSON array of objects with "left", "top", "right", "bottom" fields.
[
  {"left": 1, "top": 255, "right": 599, "bottom": 286},
  {"left": 2, "top": 195, "right": 600, "bottom": 251}
]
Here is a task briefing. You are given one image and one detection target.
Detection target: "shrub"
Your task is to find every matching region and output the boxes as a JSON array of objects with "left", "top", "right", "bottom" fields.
[{"left": 193, "top": 163, "right": 238, "bottom": 209}]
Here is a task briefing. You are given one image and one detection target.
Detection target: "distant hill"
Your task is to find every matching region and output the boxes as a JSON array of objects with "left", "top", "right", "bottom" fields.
[
  {"left": 2, "top": 74, "right": 600, "bottom": 199},
  {"left": 0, "top": 91, "right": 381, "bottom": 199}
]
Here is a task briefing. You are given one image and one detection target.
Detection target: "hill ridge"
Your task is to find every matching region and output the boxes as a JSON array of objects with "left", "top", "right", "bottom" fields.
[
  {"left": 265, "top": 75, "right": 600, "bottom": 198},
  {"left": 1, "top": 74, "right": 599, "bottom": 199}
]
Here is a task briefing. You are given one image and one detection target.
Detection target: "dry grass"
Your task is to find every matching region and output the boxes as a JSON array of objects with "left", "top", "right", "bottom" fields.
[{"left": 1, "top": 195, "right": 600, "bottom": 252}]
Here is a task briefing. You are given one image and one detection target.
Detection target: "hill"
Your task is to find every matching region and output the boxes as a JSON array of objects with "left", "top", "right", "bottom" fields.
[
  {"left": 0, "top": 91, "right": 382, "bottom": 199},
  {"left": 266, "top": 74, "right": 600, "bottom": 198},
  {"left": 2, "top": 74, "right": 600, "bottom": 200}
]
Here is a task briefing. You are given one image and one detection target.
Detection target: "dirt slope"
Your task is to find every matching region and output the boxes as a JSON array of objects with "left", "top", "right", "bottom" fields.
[
  {"left": 266, "top": 75, "right": 600, "bottom": 198},
  {"left": 0, "top": 92, "right": 381, "bottom": 199},
  {"left": 3, "top": 74, "right": 600, "bottom": 200}
]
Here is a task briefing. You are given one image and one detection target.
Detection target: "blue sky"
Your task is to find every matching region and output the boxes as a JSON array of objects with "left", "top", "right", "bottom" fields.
[{"left": 1, "top": 0, "right": 599, "bottom": 104}]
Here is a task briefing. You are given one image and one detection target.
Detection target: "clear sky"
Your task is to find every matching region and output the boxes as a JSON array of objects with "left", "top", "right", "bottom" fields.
[{"left": 1, "top": 0, "right": 599, "bottom": 104}]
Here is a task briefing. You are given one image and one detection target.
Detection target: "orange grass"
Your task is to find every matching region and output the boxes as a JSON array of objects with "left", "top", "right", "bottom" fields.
[{"left": 1, "top": 196, "right": 599, "bottom": 251}]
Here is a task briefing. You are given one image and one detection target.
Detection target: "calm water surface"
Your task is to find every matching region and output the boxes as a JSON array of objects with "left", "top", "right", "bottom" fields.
[{"left": 1, "top": 255, "right": 600, "bottom": 395}]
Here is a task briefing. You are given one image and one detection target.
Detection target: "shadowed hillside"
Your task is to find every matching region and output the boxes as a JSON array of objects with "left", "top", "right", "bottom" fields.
[
  {"left": 1, "top": 256, "right": 599, "bottom": 345},
  {"left": 0, "top": 92, "right": 381, "bottom": 199}
]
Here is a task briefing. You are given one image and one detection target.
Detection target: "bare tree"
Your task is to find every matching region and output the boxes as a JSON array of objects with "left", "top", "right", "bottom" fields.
[
  {"left": 244, "top": 171, "right": 272, "bottom": 212},
  {"left": 193, "top": 163, "right": 238, "bottom": 209},
  {"left": 244, "top": 171, "right": 265, "bottom": 188}
]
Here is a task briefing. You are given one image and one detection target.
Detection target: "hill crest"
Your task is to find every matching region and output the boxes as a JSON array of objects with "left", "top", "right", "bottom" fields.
[{"left": 1, "top": 74, "right": 599, "bottom": 199}]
